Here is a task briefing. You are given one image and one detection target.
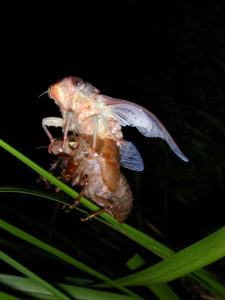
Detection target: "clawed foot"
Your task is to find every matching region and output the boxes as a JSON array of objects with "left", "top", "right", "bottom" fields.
[
  {"left": 80, "top": 207, "right": 111, "bottom": 222},
  {"left": 61, "top": 201, "right": 79, "bottom": 213}
]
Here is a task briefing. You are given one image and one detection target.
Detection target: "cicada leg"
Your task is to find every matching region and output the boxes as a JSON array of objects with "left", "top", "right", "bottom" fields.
[
  {"left": 98, "top": 114, "right": 115, "bottom": 140},
  {"left": 63, "top": 112, "right": 85, "bottom": 150},
  {"left": 97, "top": 114, "right": 126, "bottom": 147},
  {"left": 92, "top": 114, "right": 125, "bottom": 154},
  {"left": 62, "top": 178, "right": 88, "bottom": 212},
  {"left": 62, "top": 112, "right": 75, "bottom": 150},
  {"left": 42, "top": 117, "right": 64, "bottom": 152},
  {"left": 80, "top": 195, "right": 114, "bottom": 222},
  {"left": 80, "top": 207, "right": 112, "bottom": 222},
  {"left": 77, "top": 113, "right": 99, "bottom": 154},
  {"left": 81, "top": 111, "right": 120, "bottom": 151}
]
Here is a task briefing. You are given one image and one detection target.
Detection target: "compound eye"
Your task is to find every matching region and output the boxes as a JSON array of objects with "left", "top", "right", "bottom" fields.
[
  {"left": 71, "top": 77, "right": 83, "bottom": 87},
  {"left": 68, "top": 141, "right": 78, "bottom": 150}
]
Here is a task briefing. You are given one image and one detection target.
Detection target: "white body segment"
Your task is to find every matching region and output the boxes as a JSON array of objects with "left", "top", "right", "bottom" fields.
[{"left": 42, "top": 76, "right": 189, "bottom": 169}]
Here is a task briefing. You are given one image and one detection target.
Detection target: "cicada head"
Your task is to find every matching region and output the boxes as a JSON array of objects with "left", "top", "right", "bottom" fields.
[{"left": 48, "top": 77, "right": 84, "bottom": 111}]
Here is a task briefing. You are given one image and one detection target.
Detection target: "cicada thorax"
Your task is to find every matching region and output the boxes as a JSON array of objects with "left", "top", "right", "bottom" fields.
[{"left": 48, "top": 76, "right": 123, "bottom": 146}]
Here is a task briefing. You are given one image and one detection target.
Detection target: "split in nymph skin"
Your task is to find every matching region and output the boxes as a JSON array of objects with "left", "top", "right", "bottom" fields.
[{"left": 48, "top": 134, "right": 133, "bottom": 223}]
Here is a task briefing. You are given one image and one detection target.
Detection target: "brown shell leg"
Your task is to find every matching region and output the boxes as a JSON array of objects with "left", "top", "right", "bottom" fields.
[
  {"left": 80, "top": 207, "right": 111, "bottom": 222},
  {"left": 80, "top": 195, "right": 114, "bottom": 222},
  {"left": 62, "top": 178, "right": 88, "bottom": 212}
]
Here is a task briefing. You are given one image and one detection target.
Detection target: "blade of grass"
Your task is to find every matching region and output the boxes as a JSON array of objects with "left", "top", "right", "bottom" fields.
[
  {"left": 108, "top": 222, "right": 175, "bottom": 258},
  {"left": 190, "top": 269, "right": 225, "bottom": 300},
  {"left": 148, "top": 284, "right": 181, "bottom": 300},
  {"left": 0, "top": 186, "right": 88, "bottom": 216},
  {"left": 0, "top": 185, "right": 174, "bottom": 259},
  {"left": 0, "top": 274, "right": 135, "bottom": 300},
  {"left": 126, "top": 253, "right": 181, "bottom": 300},
  {"left": 0, "top": 192, "right": 223, "bottom": 299},
  {"left": 1, "top": 139, "right": 224, "bottom": 297},
  {"left": 0, "top": 219, "right": 143, "bottom": 300},
  {"left": 0, "top": 186, "right": 70, "bottom": 205},
  {"left": 126, "top": 253, "right": 145, "bottom": 271},
  {"left": 0, "top": 139, "right": 84, "bottom": 206},
  {"left": 0, "top": 251, "right": 71, "bottom": 300},
  {"left": 0, "top": 138, "right": 177, "bottom": 258},
  {"left": 104, "top": 226, "right": 225, "bottom": 286},
  {"left": 91, "top": 222, "right": 225, "bottom": 298},
  {"left": 0, "top": 291, "right": 20, "bottom": 300}
]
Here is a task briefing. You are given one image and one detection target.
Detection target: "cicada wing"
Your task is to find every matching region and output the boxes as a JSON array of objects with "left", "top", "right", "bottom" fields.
[
  {"left": 103, "top": 96, "right": 189, "bottom": 162},
  {"left": 120, "top": 140, "right": 144, "bottom": 171}
]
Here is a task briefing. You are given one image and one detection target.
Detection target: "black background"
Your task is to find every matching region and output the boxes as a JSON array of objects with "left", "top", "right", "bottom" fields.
[{"left": 1, "top": 1, "right": 225, "bottom": 293}]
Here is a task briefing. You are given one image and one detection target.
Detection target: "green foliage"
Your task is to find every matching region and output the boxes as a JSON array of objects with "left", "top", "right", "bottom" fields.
[{"left": 0, "top": 139, "right": 225, "bottom": 299}]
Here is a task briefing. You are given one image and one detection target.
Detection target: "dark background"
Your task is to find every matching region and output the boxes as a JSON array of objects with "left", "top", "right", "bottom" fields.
[{"left": 1, "top": 1, "right": 225, "bottom": 297}]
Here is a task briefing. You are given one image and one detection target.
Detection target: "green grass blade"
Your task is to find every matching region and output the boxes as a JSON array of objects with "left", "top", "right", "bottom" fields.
[
  {"left": 0, "top": 185, "right": 89, "bottom": 217},
  {"left": 0, "top": 251, "right": 71, "bottom": 300},
  {"left": 190, "top": 269, "right": 225, "bottom": 300},
  {"left": 0, "top": 186, "right": 70, "bottom": 205},
  {"left": 1, "top": 139, "right": 224, "bottom": 298},
  {"left": 0, "top": 292, "right": 20, "bottom": 300},
  {"left": 126, "top": 253, "right": 145, "bottom": 271},
  {"left": 109, "top": 226, "right": 225, "bottom": 286},
  {"left": 0, "top": 274, "right": 135, "bottom": 300},
  {"left": 126, "top": 254, "right": 181, "bottom": 300},
  {"left": 110, "top": 222, "right": 175, "bottom": 258},
  {"left": 0, "top": 139, "right": 113, "bottom": 221},
  {"left": 0, "top": 139, "right": 83, "bottom": 205},
  {"left": 0, "top": 138, "right": 176, "bottom": 258},
  {"left": 148, "top": 284, "right": 181, "bottom": 300},
  {"left": 0, "top": 219, "right": 143, "bottom": 300},
  {"left": 58, "top": 284, "right": 136, "bottom": 300}
]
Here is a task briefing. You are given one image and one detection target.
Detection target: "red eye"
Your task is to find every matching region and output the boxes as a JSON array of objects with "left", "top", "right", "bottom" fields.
[{"left": 71, "top": 77, "right": 83, "bottom": 87}]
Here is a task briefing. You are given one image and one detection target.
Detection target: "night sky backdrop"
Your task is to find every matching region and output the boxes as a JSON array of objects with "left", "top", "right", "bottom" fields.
[{"left": 1, "top": 1, "right": 225, "bottom": 296}]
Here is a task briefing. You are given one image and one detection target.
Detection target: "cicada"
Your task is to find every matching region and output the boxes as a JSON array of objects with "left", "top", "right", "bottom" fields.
[
  {"left": 42, "top": 76, "right": 189, "bottom": 173},
  {"left": 49, "top": 135, "right": 133, "bottom": 223}
]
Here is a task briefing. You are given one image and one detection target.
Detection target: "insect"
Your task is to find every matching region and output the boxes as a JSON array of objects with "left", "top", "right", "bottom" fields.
[
  {"left": 42, "top": 76, "right": 189, "bottom": 173},
  {"left": 49, "top": 134, "right": 133, "bottom": 223}
]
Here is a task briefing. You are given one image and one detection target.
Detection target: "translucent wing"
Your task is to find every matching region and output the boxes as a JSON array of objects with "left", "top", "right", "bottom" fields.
[
  {"left": 103, "top": 96, "right": 189, "bottom": 162},
  {"left": 120, "top": 140, "right": 144, "bottom": 171}
]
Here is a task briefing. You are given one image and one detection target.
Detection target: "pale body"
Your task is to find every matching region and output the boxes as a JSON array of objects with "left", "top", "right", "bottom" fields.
[
  {"left": 42, "top": 76, "right": 189, "bottom": 167},
  {"left": 42, "top": 77, "right": 122, "bottom": 151}
]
